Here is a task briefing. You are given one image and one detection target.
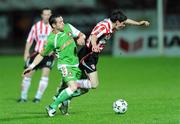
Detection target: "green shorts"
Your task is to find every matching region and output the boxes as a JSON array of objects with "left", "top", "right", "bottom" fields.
[{"left": 59, "top": 65, "right": 82, "bottom": 83}]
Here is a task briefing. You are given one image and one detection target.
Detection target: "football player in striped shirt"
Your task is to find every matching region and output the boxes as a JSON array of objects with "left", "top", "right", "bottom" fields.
[
  {"left": 18, "top": 8, "right": 53, "bottom": 103},
  {"left": 78, "top": 9, "right": 149, "bottom": 88},
  {"left": 57, "top": 9, "right": 150, "bottom": 114}
]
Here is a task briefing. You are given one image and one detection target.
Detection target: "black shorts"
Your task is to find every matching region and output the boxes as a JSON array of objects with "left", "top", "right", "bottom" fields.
[
  {"left": 78, "top": 46, "right": 99, "bottom": 74},
  {"left": 24, "top": 52, "right": 55, "bottom": 70}
]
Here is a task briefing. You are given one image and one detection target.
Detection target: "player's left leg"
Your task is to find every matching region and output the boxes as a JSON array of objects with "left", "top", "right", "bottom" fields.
[
  {"left": 54, "top": 80, "right": 90, "bottom": 100},
  {"left": 59, "top": 71, "right": 99, "bottom": 111},
  {"left": 57, "top": 84, "right": 89, "bottom": 115},
  {"left": 46, "top": 80, "right": 78, "bottom": 117},
  {"left": 18, "top": 70, "right": 35, "bottom": 102},
  {"left": 57, "top": 77, "right": 92, "bottom": 114},
  {"left": 55, "top": 83, "right": 89, "bottom": 115},
  {"left": 33, "top": 67, "right": 50, "bottom": 103},
  {"left": 57, "top": 60, "right": 99, "bottom": 114},
  {"left": 56, "top": 70, "right": 98, "bottom": 101},
  {"left": 18, "top": 53, "right": 37, "bottom": 102},
  {"left": 86, "top": 71, "right": 99, "bottom": 88},
  {"left": 55, "top": 66, "right": 92, "bottom": 114},
  {"left": 33, "top": 55, "right": 54, "bottom": 103},
  {"left": 53, "top": 80, "right": 67, "bottom": 100}
]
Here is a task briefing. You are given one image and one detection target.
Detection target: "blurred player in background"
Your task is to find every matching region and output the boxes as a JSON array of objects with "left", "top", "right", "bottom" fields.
[
  {"left": 18, "top": 8, "right": 53, "bottom": 103},
  {"left": 56, "top": 9, "right": 150, "bottom": 114}
]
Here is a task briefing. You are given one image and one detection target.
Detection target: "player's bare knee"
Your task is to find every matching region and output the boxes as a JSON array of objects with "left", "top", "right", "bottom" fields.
[
  {"left": 68, "top": 81, "right": 78, "bottom": 92},
  {"left": 42, "top": 68, "right": 50, "bottom": 77},
  {"left": 92, "top": 81, "right": 99, "bottom": 89},
  {"left": 70, "top": 85, "right": 77, "bottom": 92}
]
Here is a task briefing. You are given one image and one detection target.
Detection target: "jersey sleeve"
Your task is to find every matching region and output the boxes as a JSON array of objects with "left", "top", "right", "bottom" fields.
[
  {"left": 26, "top": 25, "right": 35, "bottom": 43},
  {"left": 40, "top": 36, "right": 55, "bottom": 56},
  {"left": 68, "top": 23, "right": 81, "bottom": 38},
  {"left": 91, "top": 26, "right": 107, "bottom": 38}
]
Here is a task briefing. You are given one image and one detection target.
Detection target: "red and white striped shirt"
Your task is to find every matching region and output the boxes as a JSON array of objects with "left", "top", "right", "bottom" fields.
[
  {"left": 27, "top": 20, "right": 52, "bottom": 53},
  {"left": 86, "top": 18, "right": 113, "bottom": 51}
]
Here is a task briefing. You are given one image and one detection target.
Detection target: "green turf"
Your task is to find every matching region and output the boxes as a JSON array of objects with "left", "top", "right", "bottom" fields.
[{"left": 0, "top": 56, "right": 180, "bottom": 124}]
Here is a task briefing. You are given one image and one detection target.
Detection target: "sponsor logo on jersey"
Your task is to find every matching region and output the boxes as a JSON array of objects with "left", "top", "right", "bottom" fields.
[
  {"left": 68, "top": 32, "right": 72, "bottom": 37},
  {"left": 68, "top": 72, "right": 72, "bottom": 77}
]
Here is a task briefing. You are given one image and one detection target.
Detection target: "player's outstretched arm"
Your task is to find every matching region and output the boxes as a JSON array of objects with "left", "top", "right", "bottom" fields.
[
  {"left": 23, "top": 54, "right": 44, "bottom": 75},
  {"left": 125, "top": 19, "right": 150, "bottom": 26}
]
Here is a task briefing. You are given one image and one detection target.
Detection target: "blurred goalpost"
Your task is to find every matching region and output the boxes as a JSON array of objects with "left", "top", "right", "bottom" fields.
[{"left": 157, "top": 0, "right": 164, "bottom": 55}]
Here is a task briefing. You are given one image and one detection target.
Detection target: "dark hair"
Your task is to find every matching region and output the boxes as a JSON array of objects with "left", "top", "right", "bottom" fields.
[
  {"left": 110, "top": 9, "right": 127, "bottom": 23},
  {"left": 49, "top": 14, "right": 61, "bottom": 28},
  {"left": 41, "top": 7, "right": 51, "bottom": 14}
]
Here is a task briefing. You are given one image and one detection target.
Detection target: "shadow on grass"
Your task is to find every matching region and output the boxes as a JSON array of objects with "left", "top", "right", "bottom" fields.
[{"left": 0, "top": 112, "right": 48, "bottom": 122}]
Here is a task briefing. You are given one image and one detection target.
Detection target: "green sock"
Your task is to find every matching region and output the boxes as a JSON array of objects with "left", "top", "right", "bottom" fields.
[
  {"left": 72, "top": 88, "right": 89, "bottom": 98},
  {"left": 50, "top": 88, "right": 73, "bottom": 109},
  {"left": 62, "top": 88, "right": 89, "bottom": 102}
]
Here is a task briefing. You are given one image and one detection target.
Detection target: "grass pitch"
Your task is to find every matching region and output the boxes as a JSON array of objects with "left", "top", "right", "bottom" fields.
[{"left": 0, "top": 56, "right": 180, "bottom": 124}]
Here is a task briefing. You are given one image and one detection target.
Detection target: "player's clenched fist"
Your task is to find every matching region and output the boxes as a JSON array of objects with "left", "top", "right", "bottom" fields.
[
  {"left": 22, "top": 64, "right": 35, "bottom": 76},
  {"left": 139, "top": 21, "right": 150, "bottom": 26},
  {"left": 23, "top": 67, "right": 32, "bottom": 76}
]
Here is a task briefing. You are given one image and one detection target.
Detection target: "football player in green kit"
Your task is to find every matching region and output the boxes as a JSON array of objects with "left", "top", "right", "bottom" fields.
[{"left": 23, "top": 14, "right": 93, "bottom": 117}]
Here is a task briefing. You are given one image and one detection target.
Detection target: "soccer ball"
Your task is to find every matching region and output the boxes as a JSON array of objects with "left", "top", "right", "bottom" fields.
[{"left": 113, "top": 99, "right": 128, "bottom": 114}]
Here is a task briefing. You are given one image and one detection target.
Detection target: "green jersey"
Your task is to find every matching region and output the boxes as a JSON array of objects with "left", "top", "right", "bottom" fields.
[{"left": 41, "top": 23, "right": 80, "bottom": 66}]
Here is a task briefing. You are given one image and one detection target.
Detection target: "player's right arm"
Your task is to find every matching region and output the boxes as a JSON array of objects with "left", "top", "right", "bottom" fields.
[
  {"left": 68, "top": 23, "right": 86, "bottom": 46},
  {"left": 23, "top": 54, "right": 44, "bottom": 75},
  {"left": 24, "top": 42, "right": 33, "bottom": 61},
  {"left": 23, "top": 36, "right": 55, "bottom": 75},
  {"left": 91, "top": 34, "right": 100, "bottom": 52},
  {"left": 91, "top": 26, "right": 106, "bottom": 52},
  {"left": 24, "top": 25, "right": 35, "bottom": 61}
]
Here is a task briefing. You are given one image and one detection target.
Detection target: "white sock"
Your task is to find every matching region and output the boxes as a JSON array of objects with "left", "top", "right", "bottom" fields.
[
  {"left": 76, "top": 79, "right": 92, "bottom": 89},
  {"left": 35, "top": 77, "right": 48, "bottom": 99},
  {"left": 21, "top": 77, "right": 31, "bottom": 99}
]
